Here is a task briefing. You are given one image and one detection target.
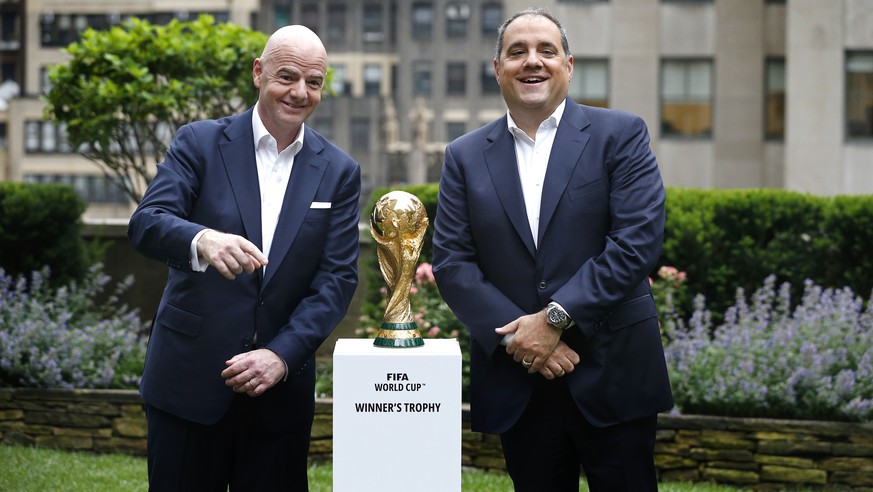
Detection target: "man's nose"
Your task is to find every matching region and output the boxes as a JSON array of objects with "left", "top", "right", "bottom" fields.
[
  {"left": 523, "top": 51, "right": 543, "bottom": 68},
  {"left": 288, "top": 78, "right": 308, "bottom": 98}
]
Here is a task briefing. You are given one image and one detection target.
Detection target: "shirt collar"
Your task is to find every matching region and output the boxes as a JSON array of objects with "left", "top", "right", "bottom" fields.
[
  {"left": 506, "top": 99, "right": 566, "bottom": 139},
  {"left": 252, "top": 102, "right": 305, "bottom": 155}
]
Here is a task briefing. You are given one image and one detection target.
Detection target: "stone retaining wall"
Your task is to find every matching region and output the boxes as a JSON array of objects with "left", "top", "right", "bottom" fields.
[{"left": 1, "top": 388, "right": 871, "bottom": 490}]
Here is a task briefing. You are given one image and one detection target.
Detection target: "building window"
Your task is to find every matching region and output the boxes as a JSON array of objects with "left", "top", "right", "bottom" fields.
[
  {"left": 445, "top": 2, "right": 470, "bottom": 38},
  {"left": 327, "top": 3, "right": 347, "bottom": 42},
  {"left": 570, "top": 59, "right": 608, "bottom": 108},
  {"left": 25, "top": 121, "right": 39, "bottom": 152},
  {"left": 40, "top": 12, "right": 225, "bottom": 46},
  {"left": 446, "top": 122, "right": 466, "bottom": 141},
  {"left": 765, "top": 58, "right": 785, "bottom": 140},
  {"left": 446, "top": 62, "right": 466, "bottom": 95},
  {"left": 2, "top": 63, "right": 15, "bottom": 84},
  {"left": 331, "top": 64, "right": 351, "bottom": 96},
  {"left": 847, "top": 51, "right": 873, "bottom": 139},
  {"left": 363, "top": 4, "right": 384, "bottom": 42},
  {"left": 351, "top": 118, "right": 369, "bottom": 150},
  {"left": 413, "top": 61, "right": 432, "bottom": 96},
  {"left": 24, "top": 174, "right": 129, "bottom": 204},
  {"left": 480, "top": 62, "right": 500, "bottom": 94},
  {"left": 273, "top": 6, "right": 291, "bottom": 31},
  {"left": 40, "top": 14, "right": 73, "bottom": 46},
  {"left": 300, "top": 3, "right": 319, "bottom": 35},
  {"left": 481, "top": 3, "right": 502, "bottom": 36},
  {"left": 661, "top": 59, "right": 712, "bottom": 137},
  {"left": 364, "top": 64, "right": 382, "bottom": 97},
  {"left": 24, "top": 120, "right": 75, "bottom": 153},
  {"left": 40, "top": 66, "right": 51, "bottom": 95},
  {"left": 412, "top": 3, "right": 433, "bottom": 39},
  {"left": 1, "top": 10, "right": 20, "bottom": 43}
]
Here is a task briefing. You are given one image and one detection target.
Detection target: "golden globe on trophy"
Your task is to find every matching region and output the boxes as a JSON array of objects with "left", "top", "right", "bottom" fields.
[{"left": 370, "top": 190, "right": 429, "bottom": 347}]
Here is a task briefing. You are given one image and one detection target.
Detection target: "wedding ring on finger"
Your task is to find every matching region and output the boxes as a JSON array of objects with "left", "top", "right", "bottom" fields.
[
  {"left": 521, "top": 358, "right": 533, "bottom": 368},
  {"left": 555, "top": 368, "right": 565, "bottom": 377}
]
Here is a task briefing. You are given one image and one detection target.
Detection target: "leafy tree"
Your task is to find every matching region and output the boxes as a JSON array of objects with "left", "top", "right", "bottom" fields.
[{"left": 44, "top": 15, "right": 268, "bottom": 203}]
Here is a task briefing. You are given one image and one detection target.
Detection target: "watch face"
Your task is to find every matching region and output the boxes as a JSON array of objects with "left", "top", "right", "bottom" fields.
[{"left": 548, "top": 306, "right": 567, "bottom": 326}]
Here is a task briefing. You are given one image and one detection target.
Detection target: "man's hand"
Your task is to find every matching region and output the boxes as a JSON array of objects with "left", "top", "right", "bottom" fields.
[
  {"left": 221, "top": 349, "right": 286, "bottom": 397},
  {"left": 495, "top": 310, "right": 561, "bottom": 373},
  {"left": 197, "top": 230, "right": 268, "bottom": 280},
  {"left": 537, "top": 341, "right": 580, "bottom": 379}
]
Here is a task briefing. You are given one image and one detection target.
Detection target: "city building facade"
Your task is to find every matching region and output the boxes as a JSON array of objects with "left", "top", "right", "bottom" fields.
[
  {"left": 1, "top": 0, "right": 872, "bottom": 220},
  {"left": 0, "top": 0, "right": 258, "bottom": 220},
  {"left": 260, "top": 0, "right": 873, "bottom": 200}
]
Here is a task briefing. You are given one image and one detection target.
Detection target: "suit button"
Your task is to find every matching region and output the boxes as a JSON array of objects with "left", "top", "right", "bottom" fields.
[
  {"left": 258, "top": 297, "right": 265, "bottom": 306},
  {"left": 538, "top": 281, "right": 547, "bottom": 290}
]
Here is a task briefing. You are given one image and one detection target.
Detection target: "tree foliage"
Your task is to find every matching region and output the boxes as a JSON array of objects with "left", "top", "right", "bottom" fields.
[{"left": 44, "top": 15, "right": 268, "bottom": 203}]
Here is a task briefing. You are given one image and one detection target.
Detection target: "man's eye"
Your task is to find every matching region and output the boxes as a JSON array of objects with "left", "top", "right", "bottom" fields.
[{"left": 308, "top": 80, "right": 323, "bottom": 88}]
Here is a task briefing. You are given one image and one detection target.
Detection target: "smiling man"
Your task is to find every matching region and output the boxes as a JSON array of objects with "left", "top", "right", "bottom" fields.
[
  {"left": 433, "top": 8, "right": 673, "bottom": 492},
  {"left": 129, "top": 25, "right": 361, "bottom": 491}
]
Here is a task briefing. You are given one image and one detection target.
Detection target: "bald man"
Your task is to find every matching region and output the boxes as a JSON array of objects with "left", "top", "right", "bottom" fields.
[{"left": 129, "top": 26, "right": 361, "bottom": 491}]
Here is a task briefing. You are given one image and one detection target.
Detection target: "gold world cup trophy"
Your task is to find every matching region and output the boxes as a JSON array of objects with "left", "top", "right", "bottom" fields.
[{"left": 370, "top": 190, "right": 429, "bottom": 347}]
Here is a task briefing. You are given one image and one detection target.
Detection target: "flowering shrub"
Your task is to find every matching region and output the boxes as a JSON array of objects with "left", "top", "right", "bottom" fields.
[
  {"left": 358, "top": 262, "right": 471, "bottom": 400},
  {"left": 650, "top": 265, "right": 690, "bottom": 341},
  {"left": 664, "top": 275, "right": 873, "bottom": 422},
  {"left": 0, "top": 264, "right": 147, "bottom": 389}
]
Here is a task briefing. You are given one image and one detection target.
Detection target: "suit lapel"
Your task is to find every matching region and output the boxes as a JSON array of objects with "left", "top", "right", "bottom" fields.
[
  {"left": 262, "top": 128, "right": 328, "bottom": 289},
  {"left": 219, "top": 109, "right": 264, "bottom": 257},
  {"left": 483, "top": 121, "right": 536, "bottom": 257},
  {"left": 537, "top": 100, "right": 591, "bottom": 246}
]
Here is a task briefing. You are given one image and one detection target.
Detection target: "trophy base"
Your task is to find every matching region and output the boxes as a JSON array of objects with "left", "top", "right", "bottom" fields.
[{"left": 373, "top": 322, "right": 424, "bottom": 348}]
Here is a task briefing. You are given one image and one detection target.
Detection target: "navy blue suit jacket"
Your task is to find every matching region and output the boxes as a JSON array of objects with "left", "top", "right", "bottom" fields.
[
  {"left": 129, "top": 108, "right": 360, "bottom": 431},
  {"left": 433, "top": 98, "right": 672, "bottom": 434}
]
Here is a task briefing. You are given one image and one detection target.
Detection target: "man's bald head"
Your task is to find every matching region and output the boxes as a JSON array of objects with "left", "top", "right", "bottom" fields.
[
  {"left": 253, "top": 25, "right": 328, "bottom": 150},
  {"left": 260, "top": 25, "right": 327, "bottom": 72}
]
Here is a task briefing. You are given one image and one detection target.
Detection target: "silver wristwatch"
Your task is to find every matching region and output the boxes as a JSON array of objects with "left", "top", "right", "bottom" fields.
[{"left": 546, "top": 302, "right": 572, "bottom": 331}]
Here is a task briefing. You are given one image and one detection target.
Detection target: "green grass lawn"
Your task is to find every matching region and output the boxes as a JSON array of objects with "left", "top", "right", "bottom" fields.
[{"left": 0, "top": 444, "right": 763, "bottom": 491}]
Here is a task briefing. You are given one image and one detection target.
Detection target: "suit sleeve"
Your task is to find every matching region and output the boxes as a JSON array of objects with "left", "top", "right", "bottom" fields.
[
  {"left": 128, "top": 124, "right": 207, "bottom": 271},
  {"left": 432, "top": 144, "right": 527, "bottom": 359},
  {"left": 552, "top": 114, "right": 665, "bottom": 339}
]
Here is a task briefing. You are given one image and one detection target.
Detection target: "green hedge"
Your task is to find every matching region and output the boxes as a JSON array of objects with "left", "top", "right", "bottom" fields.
[
  {"left": 0, "top": 182, "right": 89, "bottom": 285},
  {"left": 364, "top": 184, "right": 873, "bottom": 318},
  {"left": 659, "top": 188, "right": 873, "bottom": 317}
]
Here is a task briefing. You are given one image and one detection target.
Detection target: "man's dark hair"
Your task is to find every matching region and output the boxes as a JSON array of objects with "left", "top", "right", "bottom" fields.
[{"left": 494, "top": 8, "right": 571, "bottom": 62}]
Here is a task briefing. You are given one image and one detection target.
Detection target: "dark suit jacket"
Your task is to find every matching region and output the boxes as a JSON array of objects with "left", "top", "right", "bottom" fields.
[
  {"left": 128, "top": 107, "right": 360, "bottom": 432},
  {"left": 432, "top": 97, "right": 673, "bottom": 434}
]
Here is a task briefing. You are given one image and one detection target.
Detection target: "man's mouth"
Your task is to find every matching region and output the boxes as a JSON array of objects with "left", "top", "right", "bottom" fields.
[{"left": 520, "top": 76, "right": 546, "bottom": 84}]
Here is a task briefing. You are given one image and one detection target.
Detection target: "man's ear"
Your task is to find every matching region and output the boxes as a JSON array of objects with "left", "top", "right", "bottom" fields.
[{"left": 252, "top": 59, "right": 262, "bottom": 89}]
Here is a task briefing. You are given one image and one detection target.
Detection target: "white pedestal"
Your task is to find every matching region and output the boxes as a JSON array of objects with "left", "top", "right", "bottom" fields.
[{"left": 332, "top": 338, "right": 462, "bottom": 492}]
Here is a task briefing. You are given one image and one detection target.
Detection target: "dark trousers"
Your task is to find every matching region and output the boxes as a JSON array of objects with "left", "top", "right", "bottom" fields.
[
  {"left": 500, "top": 379, "right": 659, "bottom": 492},
  {"left": 145, "top": 395, "right": 310, "bottom": 492}
]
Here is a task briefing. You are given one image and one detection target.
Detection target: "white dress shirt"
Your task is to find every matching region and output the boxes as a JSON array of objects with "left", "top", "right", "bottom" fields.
[
  {"left": 190, "top": 103, "right": 304, "bottom": 270},
  {"left": 506, "top": 100, "right": 566, "bottom": 247}
]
